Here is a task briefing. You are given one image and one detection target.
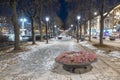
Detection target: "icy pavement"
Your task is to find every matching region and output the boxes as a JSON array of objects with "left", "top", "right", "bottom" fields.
[
  {"left": 109, "top": 51, "right": 120, "bottom": 58},
  {"left": 80, "top": 40, "right": 120, "bottom": 74},
  {"left": 0, "top": 40, "right": 82, "bottom": 80},
  {"left": 0, "top": 39, "right": 120, "bottom": 80}
]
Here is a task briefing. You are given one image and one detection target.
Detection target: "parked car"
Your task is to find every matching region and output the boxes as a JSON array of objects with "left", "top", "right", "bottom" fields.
[
  {"left": 58, "top": 36, "right": 62, "bottom": 39},
  {"left": 109, "top": 36, "right": 116, "bottom": 41},
  {"left": 80, "top": 35, "right": 85, "bottom": 41},
  {"left": 0, "top": 34, "right": 9, "bottom": 42},
  {"left": 92, "top": 36, "right": 97, "bottom": 39},
  {"left": 22, "top": 36, "right": 31, "bottom": 41},
  {"left": 112, "top": 32, "right": 119, "bottom": 38}
]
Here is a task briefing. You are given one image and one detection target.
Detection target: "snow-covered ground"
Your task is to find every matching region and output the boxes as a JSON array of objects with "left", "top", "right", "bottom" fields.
[
  {"left": 80, "top": 40, "right": 120, "bottom": 74},
  {"left": 0, "top": 39, "right": 84, "bottom": 80},
  {"left": 80, "top": 40, "right": 120, "bottom": 58},
  {"left": 0, "top": 38, "right": 120, "bottom": 80},
  {"left": 109, "top": 51, "right": 120, "bottom": 58}
]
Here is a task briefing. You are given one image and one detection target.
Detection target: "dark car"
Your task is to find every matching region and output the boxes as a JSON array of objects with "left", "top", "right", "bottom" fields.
[{"left": 109, "top": 36, "right": 116, "bottom": 41}]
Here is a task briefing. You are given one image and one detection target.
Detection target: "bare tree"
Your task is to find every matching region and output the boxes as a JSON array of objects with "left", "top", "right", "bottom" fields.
[
  {"left": 99, "top": 0, "right": 119, "bottom": 45},
  {"left": 66, "top": 0, "right": 120, "bottom": 45},
  {"left": 36, "top": 0, "right": 60, "bottom": 41},
  {"left": 21, "top": 0, "right": 38, "bottom": 44},
  {"left": 10, "top": 0, "right": 20, "bottom": 50}
]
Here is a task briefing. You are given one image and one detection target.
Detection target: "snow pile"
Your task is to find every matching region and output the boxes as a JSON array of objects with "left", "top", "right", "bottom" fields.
[
  {"left": 108, "top": 51, "right": 120, "bottom": 58},
  {"left": 80, "top": 41, "right": 97, "bottom": 50}
]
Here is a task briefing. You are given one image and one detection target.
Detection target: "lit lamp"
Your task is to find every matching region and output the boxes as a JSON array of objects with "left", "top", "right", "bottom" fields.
[
  {"left": 94, "top": 12, "right": 97, "bottom": 16},
  {"left": 54, "top": 25, "right": 57, "bottom": 28},
  {"left": 53, "top": 25, "right": 57, "bottom": 37},
  {"left": 45, "top": 17, "right": 50, "bottom": 44},
  {"left": 71, "top": 24, "right": 73, "bottom": 27},
  {"left": 115, "top": 12, "right": 120, "bottom": 19},
  {"left": 77, "top": 16, "right": 80, "bottom": 43},
  {"left": 20, "top": 18, "right": 27, "bottom": 36},
  {"left": 70, "top": 24, "right": 73, "bottom": 37}
]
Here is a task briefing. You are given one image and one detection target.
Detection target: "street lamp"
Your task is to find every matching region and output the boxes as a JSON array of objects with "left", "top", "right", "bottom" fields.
[
  {"left": 45, "top": 17, "right": 50, "bottom": 44},
  {"left": 54, "top": 25, "right": 57, "bottom": 28},
  {"left": 53, "top": 25, "right": 57, "bottom": 37},
  {"left": 71, "top": 24, "right": 73, "bottom": 27},
  {"left": 70, "top": 24, "right": 73, "bottom": 36},
  {"left": 77, "top": 16, "right": 80, "bottom": 20},
  {"left": 77, "top": 16, "right": 80, "bottom": 43},
  {"left": 20, "top": 18, "right": 27, "bottom": 36},
  {"left": 94, "top": 12, "right": 97, "bottom": 16}
]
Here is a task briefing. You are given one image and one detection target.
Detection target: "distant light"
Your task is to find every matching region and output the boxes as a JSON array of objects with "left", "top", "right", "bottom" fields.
[
  {"left": 71, "top": 24, "right": 73, "bottom": 27},
  {"left": 58, "top": 28, "right": 60, "bottom": 30},
  {"left": 54, "top": 25, "right": 57, "bottom": 28},
  {"left": 94, "top": 12, "right": 97, "bottom": 15},
  {"left": 45, "top": 17, "right": 50, "bottom": 22},
  {"left": 77, "top": 16, "right": 80, "bottom": 20},
  {"left": 20, "top": 18, "right": 27, "bottom": 22},
  {"left": 116, "top": 12, "right": 120, "bottom": 15},
  {"left": 113, "top": 29, "right": 116, "bottom": 32}
]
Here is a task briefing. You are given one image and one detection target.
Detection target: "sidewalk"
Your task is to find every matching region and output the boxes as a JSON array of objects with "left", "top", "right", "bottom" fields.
[
  {"left": 80, "top": 41, "right": 120, "bottom": 74},
  {"left": 0, "top": 40, "right": 119, "bottom": 80}
]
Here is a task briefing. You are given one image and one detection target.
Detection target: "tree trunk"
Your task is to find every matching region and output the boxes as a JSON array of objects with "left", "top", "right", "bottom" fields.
[
  {"left": 100, "top": 17, "right": 104, "bottom": 45},
  {"left": 99, "top": 0, "right": 105, "bottom": 45},
  {"left": 88, "top": 0, "right": 92, "bottom": 41},
  {"left": 89, "top": 20, "right": 92, "bottom": 41},
  {"left": 77, "top": 22, "right": 79, "bottom": 43},
  {"left": 10, "top": 0, "right": 20, "bottom": 50},
  {"left": 84, "top": 23, "right": 87, "bottom": 35},
  {"left": 39, "top": 18, "right": 43, "bottom": 41},
  {"left": 31, "top": 17, "right": 36, "bottom": 44},
  {"left": 39, "top": 2, "right": 43, "bottom": 42}
]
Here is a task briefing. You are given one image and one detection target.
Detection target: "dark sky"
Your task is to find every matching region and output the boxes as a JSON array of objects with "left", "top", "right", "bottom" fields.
[
  {"left": 0, "top": 5, "right": 11, "bottom": 16},
  {"left": 0, "top": 0, "right": 68, "bottom": 21},
  {"left": 58, "top": 0, "right": 68, "bottom": 24}
]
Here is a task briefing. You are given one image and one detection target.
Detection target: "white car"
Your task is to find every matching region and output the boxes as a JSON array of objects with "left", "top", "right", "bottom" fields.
[{"left": 58, "top": 34, "right": 70, "bottom": 40}]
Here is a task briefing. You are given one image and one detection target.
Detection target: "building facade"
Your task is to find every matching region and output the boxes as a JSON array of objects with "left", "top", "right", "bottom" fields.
[
  {"left": 0, "top": 16, "right": 13, "bottom": 35},
  {"left": 86, "top": 4, "right": 120, "bottom": 37}
]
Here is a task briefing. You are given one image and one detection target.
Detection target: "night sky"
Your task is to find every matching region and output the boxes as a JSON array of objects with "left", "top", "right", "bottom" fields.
[
  {"left": 0, "top": 0, "right": 68, "bottom": 22},
  {"left": 0, "top": 5, "right": 11, "bottom": 16},
  {"left": 58, "top": 0, "right": 68, "bottom": 24}
]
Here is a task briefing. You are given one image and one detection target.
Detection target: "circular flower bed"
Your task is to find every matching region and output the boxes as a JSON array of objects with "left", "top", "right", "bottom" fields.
[{"left": 55, "top": 51, "right": 97, "bottom": 65}]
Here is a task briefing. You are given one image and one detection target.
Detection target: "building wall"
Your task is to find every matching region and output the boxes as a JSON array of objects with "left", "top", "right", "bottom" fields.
[
  {"left": 0, "top": 16, "right": 12, "bottom": 35},
  {"left": 86, "top": 4, "right": 120, "bottom": 36}
]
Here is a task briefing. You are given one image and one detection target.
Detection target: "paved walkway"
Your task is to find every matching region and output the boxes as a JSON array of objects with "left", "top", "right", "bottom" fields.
[{"left": 0, "top": 40, "right": 119, "bottom": 80}]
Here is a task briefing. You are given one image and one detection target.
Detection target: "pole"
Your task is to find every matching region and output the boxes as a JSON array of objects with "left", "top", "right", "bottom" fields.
[
  {"left": 46, "top": 22, "right": 48, "bottom": 44},
  {"left": 77, "top": 21, "right": 79, "bottom": 43},
  {"left": 80, "top": 23, "right": 81, "bottom": 40},
  {"left": 21, "top": 21, "right": 25, "bottom": 36}
]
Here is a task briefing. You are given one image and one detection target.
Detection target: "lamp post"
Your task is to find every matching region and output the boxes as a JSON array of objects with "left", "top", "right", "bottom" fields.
[
  {"left": 93, "top": 12, "right": 97, "bottom": 35},
  {"left": 94, "top": 12, "right": 97, "bottom": 16},
  {"left": 20, "top": 18, "right": 27, "bottom": 36},
  {"left": 77, "top": 16, "right": 80, "bottom": 43},
  {"left": 54, "top": 25, "right": 57, "bottom": 37},
  {"left": 71, "top": 24, "right": 73, "bottom": 27},
  {"left": 45, "top": 17, "right": 49, "bottom": 44},
  {"left": 71, "top": 24, "right": 73, "bottom": 36}
]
